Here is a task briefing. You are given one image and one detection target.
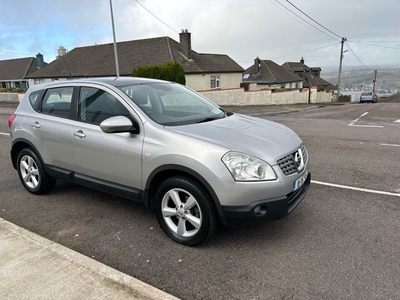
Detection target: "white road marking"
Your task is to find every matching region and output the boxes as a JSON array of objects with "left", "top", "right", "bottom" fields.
[
  {"left": 348, "top": 112, "right": 384, "bottom": 128},
  {"left": 380, "top": 143, "right": 400, "bottom": 147},
  {"left": 312, "top": 180, "right": 400, "bottom": 197},
  {"left": 0, "top": 132, "right": 10, "bottom": 136},
  {"left": 395, "top": 119, "right": 400, "bottom": 123},
  {"left": 350, "top": 124, "right": 383, "bottom": 128},
  {"left": 348, "top": 112, "right": 369, "bottom": 126}
]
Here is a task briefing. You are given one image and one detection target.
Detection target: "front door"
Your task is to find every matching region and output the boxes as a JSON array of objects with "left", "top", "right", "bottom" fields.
[{"left": 71, "top": 86, "right": 143, "bottom": 191}]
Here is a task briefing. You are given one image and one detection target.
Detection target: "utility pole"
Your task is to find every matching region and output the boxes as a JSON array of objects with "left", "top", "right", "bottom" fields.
[
  {"left": 372, "top": 69, "right": 377, "bottom": 93},
  {"left": 109, "top": 0, "right": 120, "bottom": 77},
  {"left": 336, "top": 37, "right": 347, "bottom": 102}
]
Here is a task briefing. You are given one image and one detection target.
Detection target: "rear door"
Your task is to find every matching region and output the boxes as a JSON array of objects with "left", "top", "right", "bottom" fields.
[
  {"left": 27, "top": 86, "right": 75, "bottom": 170},
  {"left": 70, "top": 85, "right": 143, "bottom": 191}
]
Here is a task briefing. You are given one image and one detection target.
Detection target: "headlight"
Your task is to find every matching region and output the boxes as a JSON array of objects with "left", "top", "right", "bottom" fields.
[{"left": 222, "top": 152, "right": 277, "bottom": 181}]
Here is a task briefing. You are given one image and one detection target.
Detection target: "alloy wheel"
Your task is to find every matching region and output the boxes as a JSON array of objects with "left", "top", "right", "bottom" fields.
[
  {"left": 161, "top": 188, "right": 202, "bottom": 238},
  {"left": 19, "top": 155, "right": 40, "bottom": 189}
]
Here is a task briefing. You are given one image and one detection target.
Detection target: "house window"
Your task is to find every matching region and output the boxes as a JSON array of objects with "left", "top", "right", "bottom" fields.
[{"left": 210, "top": 75, "right": 220, "bottom": 89}]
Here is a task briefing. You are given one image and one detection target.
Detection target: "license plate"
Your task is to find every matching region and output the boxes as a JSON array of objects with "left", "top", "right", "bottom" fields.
[{"left": 293, "top": 169, "right": 308, "bottom": 192}]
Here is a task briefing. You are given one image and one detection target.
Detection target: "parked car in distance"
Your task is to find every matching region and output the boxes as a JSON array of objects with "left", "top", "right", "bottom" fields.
[
  {"left": 8, "top": 77, "right": 310, "bottom": 246},
  {"left": 360, "top": 91, "right": 378, "bottom": 103}
]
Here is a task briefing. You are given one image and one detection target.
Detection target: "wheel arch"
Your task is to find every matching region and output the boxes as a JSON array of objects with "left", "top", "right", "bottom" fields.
[
  {"left": 143, "top": 164, "right": 224, "bottom": 220},
  {"left": 10, "top": 139, "right": 42, "bottom": 170}
]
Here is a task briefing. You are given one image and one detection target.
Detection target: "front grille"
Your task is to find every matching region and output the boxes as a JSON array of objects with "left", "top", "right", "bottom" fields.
[
  {"left": 301, "top": 146, "right": 308, "bottom": 164},
  {"left": 277, "top": 146, "right": 308, "bottom": 176}
]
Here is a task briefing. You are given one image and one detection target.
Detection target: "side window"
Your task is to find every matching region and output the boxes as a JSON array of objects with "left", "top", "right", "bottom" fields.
[
  {"left": 78, "top": 87, "right": 129, "bottom": 125},
  {"left": 41, "top": 87, "right": 73, "bottom": 118},
  {"left": 28, "top": 91, "right": 42, "bottom": 111}
]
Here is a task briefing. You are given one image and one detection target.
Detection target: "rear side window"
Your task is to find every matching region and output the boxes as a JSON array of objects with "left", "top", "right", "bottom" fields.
[
  {"left": 41, "top": 87, "right": 74, "bottom": 118},
  {"left": 28, "top": 91, "right": 42, "bottom": 110},
  {"left": 78, "top": 87, "right": 129, "bottom": 125}
]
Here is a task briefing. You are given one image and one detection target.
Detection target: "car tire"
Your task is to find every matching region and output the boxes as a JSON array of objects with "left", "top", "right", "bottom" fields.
[
  {"left": 155, "top": 176, "right": 218, "bottom": 246},
  {"left": 17, "top": 148, "right": 56, "bottom": 195}
]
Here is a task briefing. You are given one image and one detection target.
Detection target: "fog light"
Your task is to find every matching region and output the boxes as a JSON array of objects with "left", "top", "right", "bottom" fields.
[{"left": 254, "top": 205, "right": 267, "bottom": 217}]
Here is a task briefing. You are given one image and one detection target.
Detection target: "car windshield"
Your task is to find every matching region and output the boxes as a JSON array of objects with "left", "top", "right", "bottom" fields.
[{"left": 118, "top": 82, "right": 226, "bottom": 125}]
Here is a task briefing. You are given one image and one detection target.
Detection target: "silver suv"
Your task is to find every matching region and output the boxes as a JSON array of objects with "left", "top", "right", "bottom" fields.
[{"left": 9, "top": 77, "right": 310, "bottom": 246}]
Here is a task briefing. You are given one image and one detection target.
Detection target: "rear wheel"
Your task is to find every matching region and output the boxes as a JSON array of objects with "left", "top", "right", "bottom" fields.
[
  {"left": 155, "top": 176, "right": 218, "bottom": 246},
  {"left": 17, "top": 148, "right": 56, "bottom": 194}
]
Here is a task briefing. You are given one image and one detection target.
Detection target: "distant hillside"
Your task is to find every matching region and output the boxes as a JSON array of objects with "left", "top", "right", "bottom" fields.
[{"left": 321, "top": 66, "right": 400, "bottom": 93}]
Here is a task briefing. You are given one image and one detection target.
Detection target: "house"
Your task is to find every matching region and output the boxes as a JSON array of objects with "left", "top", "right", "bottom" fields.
[
  {"left": 281, "top": 57, "right": 336, "bottom": 91},
  {"left": 242, "top": 57, "right": 303, "bottom": 90},
  {"left": 27, "top": 30, "right": 244, "bottom": 91},
  {"left": 0, "top": 54, "right": 46, "bottom": 89}
]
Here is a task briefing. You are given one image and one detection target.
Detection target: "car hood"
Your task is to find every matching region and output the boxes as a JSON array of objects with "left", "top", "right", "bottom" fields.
[{"left": 168, "top": 114, "right": 302, "bottom": 164}]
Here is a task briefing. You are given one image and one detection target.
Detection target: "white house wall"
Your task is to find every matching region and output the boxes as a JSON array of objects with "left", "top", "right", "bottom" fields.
[
  {"left": 200, "top": 88, "right": 308, "bottom": 106},
  {"left": 200, "top": 88, "right": 332, "bottom": 106},
  {"left": 186, "top": 73, "right": 243, "bottom": 91}
]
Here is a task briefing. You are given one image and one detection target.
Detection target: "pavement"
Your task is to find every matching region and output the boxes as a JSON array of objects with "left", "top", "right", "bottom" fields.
[
  {"left": 0, "top": 101, "right": 335, "bottom": 300},
  {"left": 0, "top": 217, "right": 179, "bottom": 300}
]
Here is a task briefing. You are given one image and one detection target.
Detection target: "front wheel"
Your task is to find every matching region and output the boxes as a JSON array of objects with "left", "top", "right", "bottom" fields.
[
  {"left": 155, "top": 176, "right": 218, "bottom": 246},
  {"left": 17, "top": 148, "right": 56, "bottom": 194}
]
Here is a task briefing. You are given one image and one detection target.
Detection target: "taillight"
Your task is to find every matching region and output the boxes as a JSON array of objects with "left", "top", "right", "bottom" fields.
[{"left": 8, "top": 115, "right": 16, "bottom": 128}]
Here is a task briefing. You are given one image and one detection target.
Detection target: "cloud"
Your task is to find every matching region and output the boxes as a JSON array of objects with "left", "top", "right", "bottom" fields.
[{"left": 1, "top": 0, "right": 399, "bottom": 69}]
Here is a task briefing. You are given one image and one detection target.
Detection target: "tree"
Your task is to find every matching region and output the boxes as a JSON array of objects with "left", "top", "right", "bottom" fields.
[{"left": 132, "top": 62, "right": 186, "bottom": 85}]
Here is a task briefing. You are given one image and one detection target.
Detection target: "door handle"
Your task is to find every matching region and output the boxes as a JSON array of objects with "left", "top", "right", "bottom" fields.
[
  {"left": 73, "top": 130, "right": 86, "bottom": 139},
  {"left": 29, "top": 122, "right": 41, "bottom": 129}
]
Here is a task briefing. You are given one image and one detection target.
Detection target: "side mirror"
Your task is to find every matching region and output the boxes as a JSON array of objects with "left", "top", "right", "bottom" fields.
[{"left": 100, "top": 116, "right": 137, "bottom": 133}]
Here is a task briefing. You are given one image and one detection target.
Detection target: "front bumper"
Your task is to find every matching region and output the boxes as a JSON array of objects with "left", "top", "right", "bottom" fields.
[{"left": 219, "top": 173, "right": 311, "bottom": 227}]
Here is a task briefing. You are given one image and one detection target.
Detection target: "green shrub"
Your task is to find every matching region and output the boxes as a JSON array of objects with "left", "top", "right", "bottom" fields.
[
  {"left": 0, "top": 88, "right": 26, "bottom": 93},
  {"left": 133, "top": 62, "right": 186, "bottom": 85}
]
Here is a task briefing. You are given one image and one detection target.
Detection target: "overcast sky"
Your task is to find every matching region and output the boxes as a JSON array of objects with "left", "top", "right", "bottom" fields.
[{"left": 1, "top": 0, "right": 399, "bottom": 73}]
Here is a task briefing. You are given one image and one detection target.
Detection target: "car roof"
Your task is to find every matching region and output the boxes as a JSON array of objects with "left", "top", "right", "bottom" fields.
[
  {"left": 75, "top": 77, "right": 168, "bottom": 87},
  {"left": 27, "top": 77, "right": 170, "bottom": 92}
]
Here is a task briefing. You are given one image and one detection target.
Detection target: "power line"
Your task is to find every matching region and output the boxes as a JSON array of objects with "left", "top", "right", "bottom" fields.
[
  {"left": 352, "top": 40, "right": 400, "bottom": 43},
  {"left": 311, "top": 42, "right": 338, "bottom": 64},
  {"left": 285, "top": 0, "right": 342, "bottom": 39},
  {"left": 270, "top": 0, "right": 339, "bottom": 41},
  {"left": 345, "top": 41, "right": 373, "bottom": 71},
  {"left": 271, "top": 42, "right": 339, "bottom": 60},
  {"left": 347, "top": 40, "right": 400, "bottom": 50},
  {"left": 135, "top": 0, "right": 179, "bottom": 34}
]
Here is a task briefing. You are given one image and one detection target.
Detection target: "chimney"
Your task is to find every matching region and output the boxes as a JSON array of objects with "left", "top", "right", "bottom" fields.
[
  {"left": 254, "top": 57, "right": 261, "bottom": 73},
  {"left": 179, "top": 29, "right": 191, "bottom": 59},
  {"left": 36, "top": 53, "right": 44, "bottom": 69},
  {"left": 300, "top": 57, "right": 305, "bottom": 64},
  {"left": 57, "top": 46, "right": 67, "bottom": 58}
]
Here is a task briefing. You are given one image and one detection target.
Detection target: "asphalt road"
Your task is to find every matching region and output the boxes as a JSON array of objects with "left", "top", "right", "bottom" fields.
[{"left": 1, "top": 99, "right": 400, "bottom": 299}]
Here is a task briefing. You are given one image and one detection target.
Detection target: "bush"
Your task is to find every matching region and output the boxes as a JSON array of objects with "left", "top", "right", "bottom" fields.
[
  {"left": 133, "top": 62, "right": 186, "bottom": 85},
  {"left": 338, "top": 95, "right": 351, "bottom": 102},
  {"left": 0, "top": 88, "right": 26, "bottom": 93}
]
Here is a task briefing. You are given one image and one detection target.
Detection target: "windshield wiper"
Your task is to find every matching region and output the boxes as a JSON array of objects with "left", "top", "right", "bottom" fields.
[
  {"left": 197, "top": 115, "right": 224, "bottom": 123},
  {"left": 220, "top": 108, "right": 233, "bottom": 116}
]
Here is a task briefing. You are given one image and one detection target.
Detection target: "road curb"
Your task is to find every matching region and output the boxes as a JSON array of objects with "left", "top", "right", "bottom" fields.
[{"left": 0, "top": 217, "right": 179, "bottom": 300}]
